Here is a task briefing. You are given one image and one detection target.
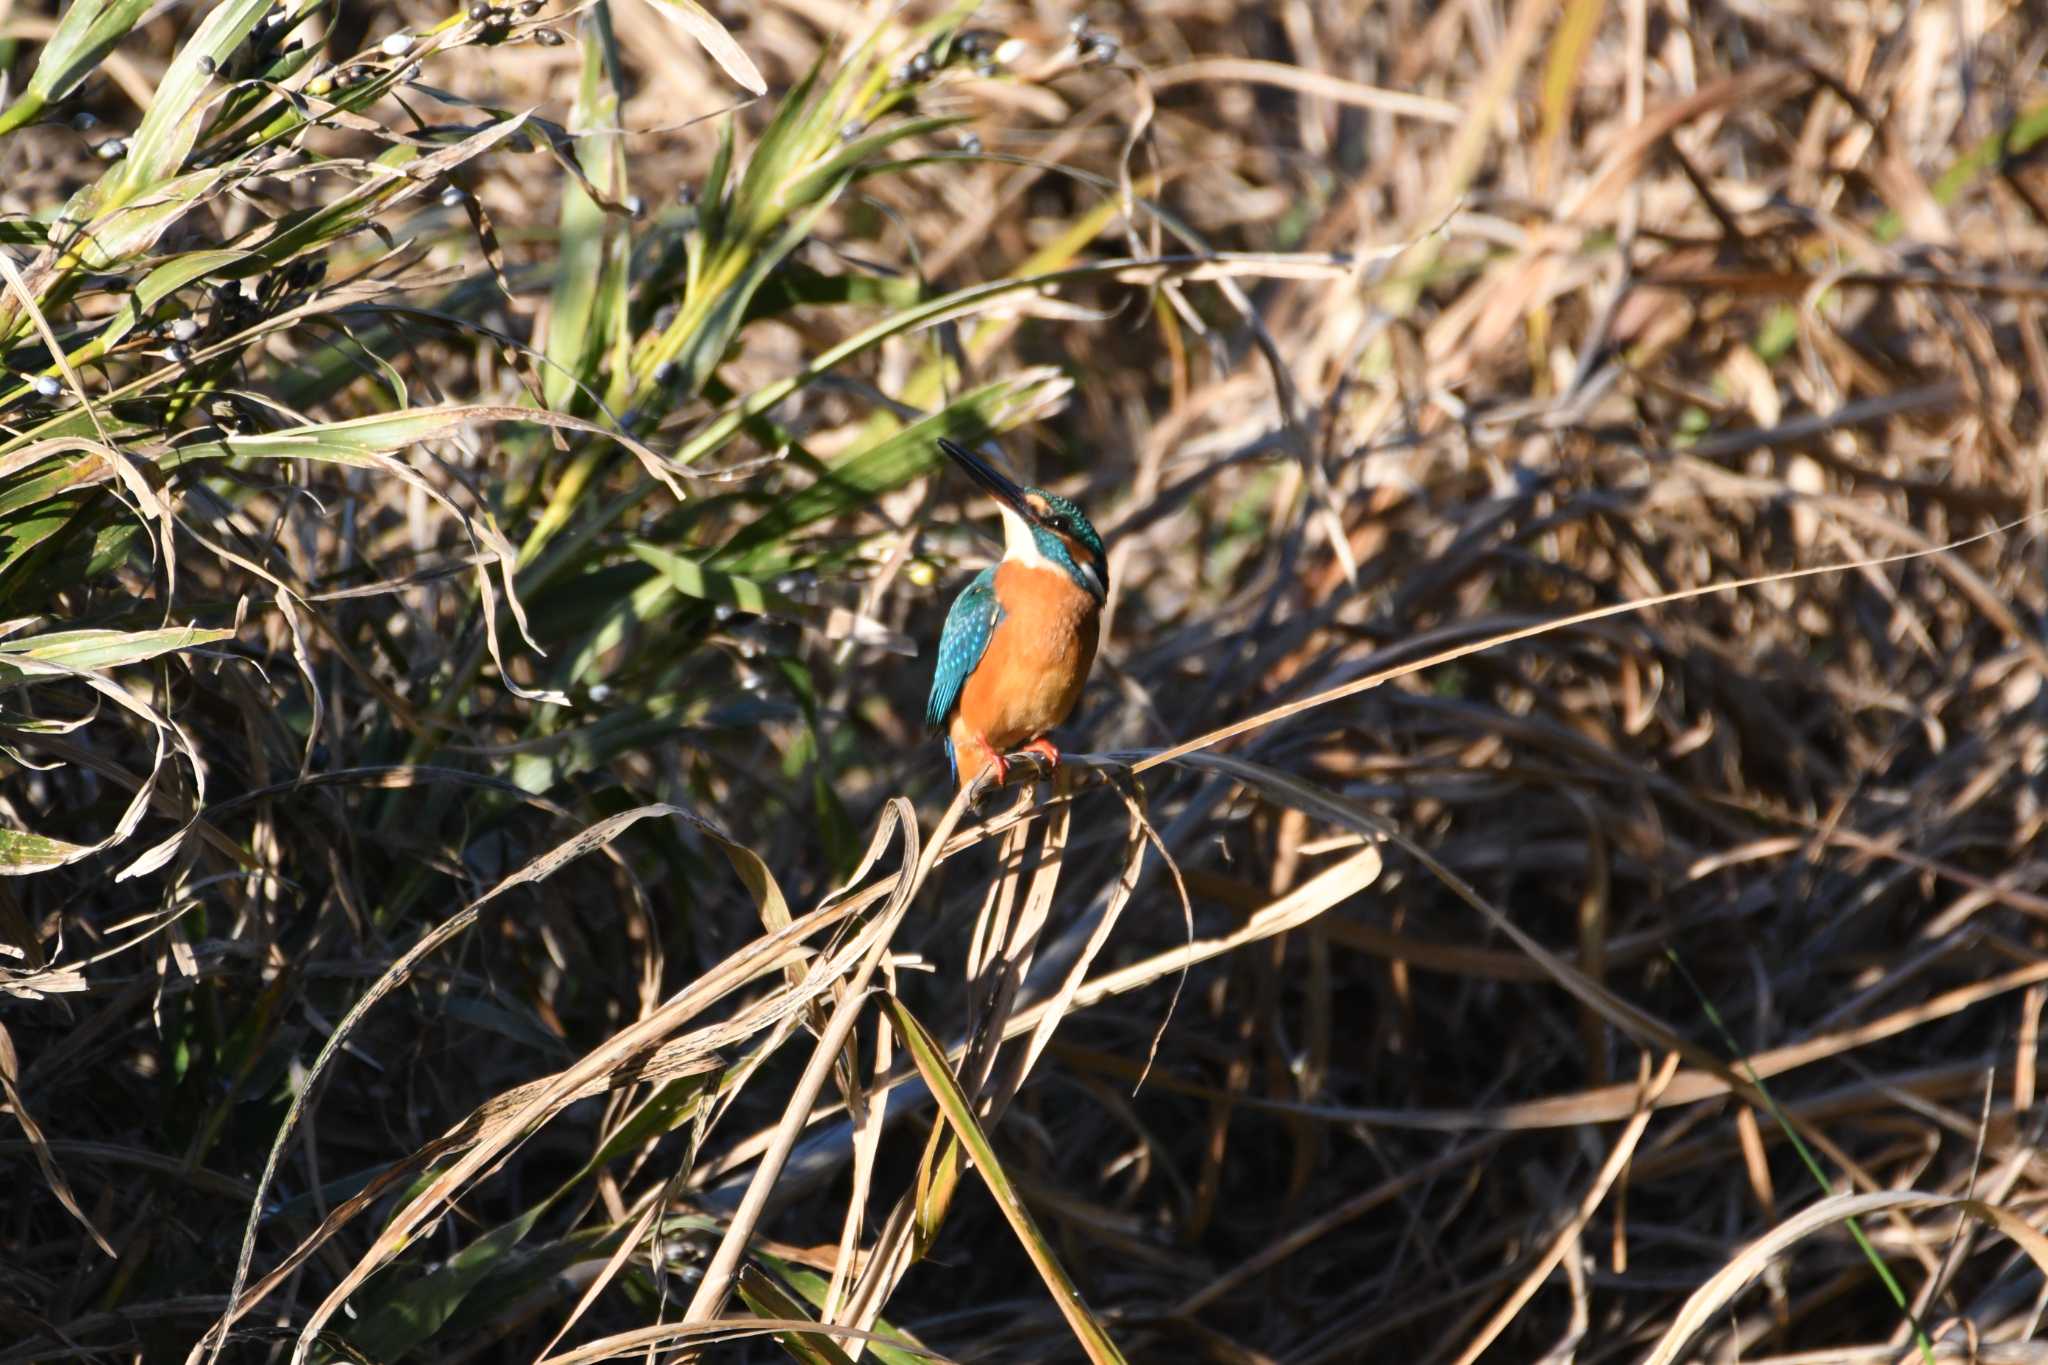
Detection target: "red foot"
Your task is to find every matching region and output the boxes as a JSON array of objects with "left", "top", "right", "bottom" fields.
[
  {"left": 973, "top": 735, "right": 1008, "bottom": 787},
  {"left": 1020, "top": 737, "right": 1061, "bottom": 767}
]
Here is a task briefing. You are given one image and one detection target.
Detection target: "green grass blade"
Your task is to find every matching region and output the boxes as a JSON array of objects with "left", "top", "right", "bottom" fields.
[
  {"left": 0, "top": 625, "right": 232, "bottom": 677},
  {"left": 880, "top": 995, "right": 1128, "bottom": 1365},
  {"left": 1665, "top": 949, "right": 1936, "bottom": 1364},
  {"left": 667, "top": 197, "right": 838, "bottom": 398},
  {"left": 736, "top": 1266, "right": 860, "bottom": 1365},
  {"left": 540, "top": 11, "right": 628, "bottom": 414},
  {"left": 692, "top": 115, "right": 736, "bottom": 272},
  {"left": 718, "top": 369, "right": 1071, "bottom": 567},
  {"left": 0, "top": 0, "right": 153, "bottom": 135},
  {"left": 347, "top": 1064, "right": 718, "bottom": 1359},
  {"left": 163, "top": 405, "right": 678, "bottom": 495},
  {"left": 748, "top": 1253, "right": 930, "bottom": 1365},
  {"left": 626, "top": 540, "right": 911, "bottom": 654},
  {"left": 101, "top": 0, "right": 275, "bottom": 198},
  {"left": 60, "top": 248, "right": 250, "bottom": 369},
  {"left": 0, "top": 829, "right": 95, "bottom": 875},
  {"left": 780, "top": 116, "right": 963, "bottom": 208}
]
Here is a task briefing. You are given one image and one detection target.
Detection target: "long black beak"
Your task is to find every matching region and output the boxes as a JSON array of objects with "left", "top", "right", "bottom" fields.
[{"left": 938, "top": 438, "right": 1033, "bottom": 519}]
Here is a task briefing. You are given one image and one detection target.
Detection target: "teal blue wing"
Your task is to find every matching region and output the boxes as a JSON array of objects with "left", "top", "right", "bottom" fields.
[{"left": 927, "top": 567, "right": 1000, "bottom": 735}]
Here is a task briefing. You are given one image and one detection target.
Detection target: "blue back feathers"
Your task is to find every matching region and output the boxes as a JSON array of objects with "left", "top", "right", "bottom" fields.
[{"left": 926, "top": 565, "right": 1000, "bottom": 733}]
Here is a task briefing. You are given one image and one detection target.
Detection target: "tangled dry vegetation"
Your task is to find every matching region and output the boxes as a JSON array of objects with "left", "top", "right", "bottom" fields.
[{"left": 3, "top": 0, "right": 2048, "bottom": 1360}]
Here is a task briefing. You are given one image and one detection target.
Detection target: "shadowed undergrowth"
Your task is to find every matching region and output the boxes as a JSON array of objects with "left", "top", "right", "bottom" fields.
[{"left": 3, "top": 1, "right": 2048, "bottom": 1361}]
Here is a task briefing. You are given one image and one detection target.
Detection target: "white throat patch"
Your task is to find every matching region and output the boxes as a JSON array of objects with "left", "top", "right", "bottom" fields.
[
  {"left": 999, "top": 505, "right": 1054, "bottom": 570},
  {"left": 1000, "top": 504, "right": 1103, "bottom": 600}
]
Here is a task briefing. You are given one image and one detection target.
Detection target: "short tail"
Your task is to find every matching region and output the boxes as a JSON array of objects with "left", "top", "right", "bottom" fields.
[{"left": 946, "top": 732, "right": 1001, "bottom": 798}]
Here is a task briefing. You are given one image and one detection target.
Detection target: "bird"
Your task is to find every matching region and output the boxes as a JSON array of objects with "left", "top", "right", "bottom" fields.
[{"left": 926, "top": 438, "right": 1109, "bottom": 800}]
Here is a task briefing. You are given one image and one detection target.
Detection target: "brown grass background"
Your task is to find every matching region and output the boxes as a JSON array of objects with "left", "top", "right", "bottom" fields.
[{"left": 5, "top": 0, "right": 2048, "bottom": 1361}]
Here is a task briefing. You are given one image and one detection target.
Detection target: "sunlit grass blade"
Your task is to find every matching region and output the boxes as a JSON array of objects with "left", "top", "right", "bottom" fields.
[
  {"left": 0, "top": 0, "right": 152, "bottom": 136},
  {"left": 750, "top": 1253, "right": 931, "bottom": 1365},
  {"left": 881, "top": 994, "right": 1128, "bottom": 1365},
  {"left": 719, "top": 369, "right": 1071, "bottom": 567},
  {"left": 540, "top": 11, "right": 628, "bottom": 415},
  {"left": 640, "top": 0, "right": 767, "bottom": 95},
  {"left": 0, "top": 625, "right": 231, "bottom": 676},
  {"left": 737, "top": 1265, "right": 861, "bottom": 1365},
  {"left": 75, "top": 0, "right": 273, "bottom": 207},
  {"left": 0, "top": 828, "right": 95, "bottom": 874},
  {"left": 629, "top": 540, "right": 912, "bottom": 654}
]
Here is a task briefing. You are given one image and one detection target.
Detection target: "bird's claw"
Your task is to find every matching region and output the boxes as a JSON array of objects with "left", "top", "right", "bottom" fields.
[
  {"left": 1020, "top": 737, "right": 1061, "bottom": 766},
  {"left": 966, "top": 741, "right": 1062, "bottom": 807}
]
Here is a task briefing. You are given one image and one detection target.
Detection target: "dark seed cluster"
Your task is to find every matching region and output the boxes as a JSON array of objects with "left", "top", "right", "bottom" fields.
[
  {"left": 890, "top": 24, "right": 1017, "bottom": 87},
  {"left": 464, "top": 2, "right": 546, "bottom": 44},
  {"left": 1068, "top": 17, "right": 1121, "bottom": 66}
]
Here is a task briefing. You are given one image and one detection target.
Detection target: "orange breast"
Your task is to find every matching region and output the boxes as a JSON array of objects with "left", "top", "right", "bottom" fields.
[{"left": 952, "top": 562, "right": 1100, "bottom": 756}]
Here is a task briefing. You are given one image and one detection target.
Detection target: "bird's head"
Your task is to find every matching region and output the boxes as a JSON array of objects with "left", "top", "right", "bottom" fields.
[{"left": 939, "top": 438, "right": 1108, "bottom": 603}]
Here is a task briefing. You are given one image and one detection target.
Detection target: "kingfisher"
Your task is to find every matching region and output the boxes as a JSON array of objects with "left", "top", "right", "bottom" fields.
[{"left": 926, "top": 438, "right": 1109, "bottom": 798}]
